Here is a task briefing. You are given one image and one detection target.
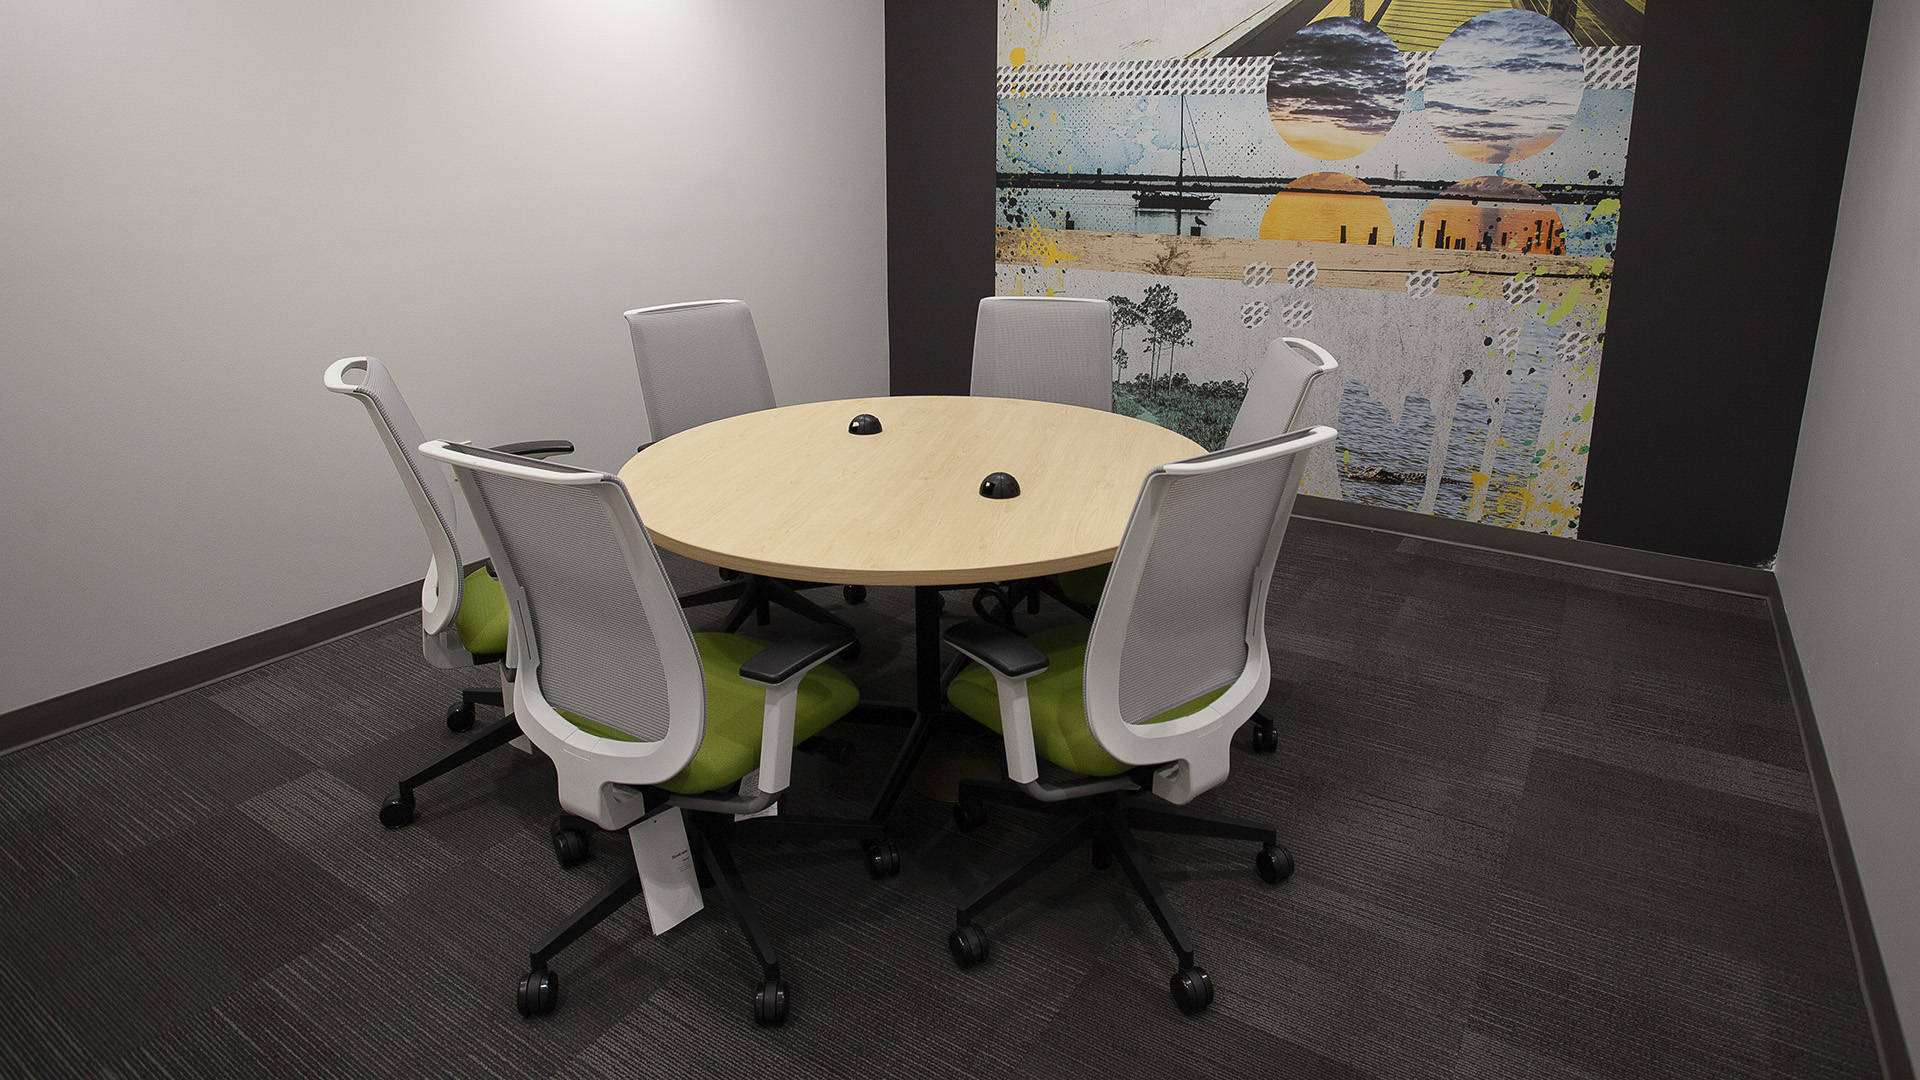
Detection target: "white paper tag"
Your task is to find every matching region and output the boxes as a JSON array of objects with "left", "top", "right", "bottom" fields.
[{"left": 629, "top": 806, "right": 704, "bottom": 935}]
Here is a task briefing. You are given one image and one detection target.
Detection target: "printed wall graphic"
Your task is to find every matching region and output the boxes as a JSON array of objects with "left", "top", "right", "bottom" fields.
[{"left": 996, "top": 0, "right": 1644, "bottom": 536}]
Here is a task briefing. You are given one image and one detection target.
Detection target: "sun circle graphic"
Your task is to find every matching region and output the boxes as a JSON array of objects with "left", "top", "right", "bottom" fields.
[
  {"left": 1260, "top": 172, "right": 1395, "bottom": 246},
  {"left": 1267, "top": 18, "right": 1405, "bottom": 161},
  {"left": 1424, "top": 9, "right": 1583, "bottom": 164},
  {"left": 1414, "top": 176, "right": 1565, "bottom": 254}
]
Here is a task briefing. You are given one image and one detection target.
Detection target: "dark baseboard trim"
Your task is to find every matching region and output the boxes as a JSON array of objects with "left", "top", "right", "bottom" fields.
[
  {"left": 0, "top": 581, "right": 420, "bottom": 757},
  {"left": 1766, "top": 583, "right": 1915, "bottom": 1080},
  {"left": 1293, "top": 495, "right": 1775, "bottom": 597}
]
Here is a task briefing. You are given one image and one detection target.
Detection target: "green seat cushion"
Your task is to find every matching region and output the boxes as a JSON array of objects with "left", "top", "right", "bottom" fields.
[
  {"left": 556, "top": 632, "right": 858, "bottom": 795},
  {"left": 946, "top": 623, "right": 1225, "bottom": 777},
  {"left": 1056, "top": 563, "right": 1111, "bottom": 608},
  {"left": 453, "top": 567, "right": 510, "bottom": 656}
]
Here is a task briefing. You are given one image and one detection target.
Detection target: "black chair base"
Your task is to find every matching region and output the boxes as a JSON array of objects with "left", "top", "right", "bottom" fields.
[
  {"left": 946, "top": 781, "right": 1291, "bottom": 1015},
  {"left": 379, "top": 688, "right": 514, "bottom": 829},
  {"left": 518, "top": 809, "right": 889, "bottom": 1027},
  {"left": 677, "top": 573, "right": 864, "bottom": 640}
]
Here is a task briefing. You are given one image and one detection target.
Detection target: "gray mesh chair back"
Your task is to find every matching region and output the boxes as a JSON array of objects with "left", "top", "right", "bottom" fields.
[
  {"left": 439, "top": 446, "right": 704, "bottom": 750},
  {"left": 625, "top": 299, "right": 777, "bottom": 442},
  {"left": 322, "top": 356, "right": 464, "bottom": 638},
  {"left": 1224, "top": 337, "right": 1339, "bottom": 449},
  {"left": 970, "top": 296, "right": 1113, "bottom": 412},
  {"left": 1083, "top": 426, "right": 1336, "bottom": 801}
]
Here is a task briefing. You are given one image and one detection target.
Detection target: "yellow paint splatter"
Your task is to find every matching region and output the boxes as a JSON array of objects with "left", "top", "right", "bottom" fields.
[
  {"left": 1539, "top": 281, "right": 1586, "bottom": 325},
  {"left": 1010, "top": 47, "right": 1027, "bottom": 68},
  {"left": 1007, "top": 224, "right": 1078, "bottom": 268}
]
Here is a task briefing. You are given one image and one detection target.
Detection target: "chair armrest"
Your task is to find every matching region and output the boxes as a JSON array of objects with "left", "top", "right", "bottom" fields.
[
  {"left": 943, "top": 621, "right": 1048, "bottom": 679},
  {"left": 740, "top": 624, "right": 855, "bottom": 685},
  {"left": 636, "top": 441, "right": 655, "bottom": 454},
  {"left": 739, "top": 623, "right": 855, "bottom": 799},
  {"left": 943, "top": 621, "right": 1047, "bottom": 785},
  {"left": 489, "top": 439, "right": 575, "bottom": 460}
]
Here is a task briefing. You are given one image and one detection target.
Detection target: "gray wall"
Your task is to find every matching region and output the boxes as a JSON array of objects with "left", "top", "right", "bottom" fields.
[
  {"left": 0, "top": 0, "right": 890, "bottom": 716},
  {"left": 1775, "top": 0, "right": 1920, "bottom": 1055}
]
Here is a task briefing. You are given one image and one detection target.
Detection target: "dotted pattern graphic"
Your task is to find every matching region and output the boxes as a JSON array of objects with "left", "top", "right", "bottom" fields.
[
  {"left": 1556, "top": 329, "right": 1594, "bottom": 365},
  {"left": 997, "top": 48, "right": 1634, "bottom": 100},
  {"left": 1243, "top": 261, "right": 1273, "bottom": 287},
  {"left": 997, "top": 56, "right": 1270, "bottom": 98},
  {"left": 1286, "top": 260, "right": 1318, "bottom": 288},
  {"left": 1493, "top": 327, "right": 1520, "bottom": 356},
  {"left": 1582, "top": 46, "right": 1640, "bottom": 90},
  {"left": 1402, "top": 52, "right": 1430, "bottom": 93},
  {"left": 1280, "top": 298, "right": 1313, "bottom": 329},
  {"left": 1406, "top": 269, "right": 1438, "bottom": 298},
  {"left": 1240, "top": 300, "right": 1271, "bottom": 328},
  {"left": 1502, "top": 276, "right": 1539, "bottom": 306}
]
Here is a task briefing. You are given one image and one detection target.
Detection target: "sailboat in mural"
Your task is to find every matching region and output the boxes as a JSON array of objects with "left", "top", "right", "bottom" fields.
[{"left": 1133, "top": 96, "right": 1218, "bottom": 212}]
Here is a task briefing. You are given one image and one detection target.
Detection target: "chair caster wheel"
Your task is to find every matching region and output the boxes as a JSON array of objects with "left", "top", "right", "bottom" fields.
[
  {"left": 949, "top": 924, "right": 989, "bottom": 969},
  {"left": 552, "top": 828, "right": 591, "bottom": 868},
  {"left": 843, "top": 584, "right": 867, "bottom": 605},
  {"left": 952, "top": 799, "right": 987, "bottom": 831},
  {"left": 865, "top": 840, "right": 901, "bottom": 879},
  {"left": 1248, "top": 714, "right": 1277, "bottom": 754},
  {"left": 379, "top": 791, "right": 415, "bottom": 829},
  {"left": 445, "top": 701, "right": 476, "bottom": 733},
  {"left": 517, "top": 969, "right": 558, "bottom": 1016},
  {"left": 1256, "top": 842, "right": 1293, "bottom": 884},
  {"left": 1171, "top": 966, "right": 1213, "bottom": 1014},
  {"left": 1091, "top": 838, "right": 1113, "bottom": 870},
  {"left": 753, "top": 979, "right": 789, "bottom": 1027},
  {"left": 718, "top": 567, "right": 742, "bottom": 582}
]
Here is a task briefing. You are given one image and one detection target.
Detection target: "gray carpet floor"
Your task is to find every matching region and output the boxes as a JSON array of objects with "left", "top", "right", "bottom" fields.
[{"left": 0, "top": 518, "right": 1882, "bottom": 1078}]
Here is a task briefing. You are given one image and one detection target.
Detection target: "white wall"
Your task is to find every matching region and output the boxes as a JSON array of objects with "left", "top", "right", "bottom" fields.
[
  {"left": 1775, "top": 0, "right": 1920, "bottom": 1056},
  {"left": 0, "top": 0, "right": 890, "bottom": 716}
]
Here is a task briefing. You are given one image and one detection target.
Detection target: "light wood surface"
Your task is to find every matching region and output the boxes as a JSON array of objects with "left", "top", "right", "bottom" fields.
[{"left": 618, "top": 396, "right": 1203, "bottom": 586}]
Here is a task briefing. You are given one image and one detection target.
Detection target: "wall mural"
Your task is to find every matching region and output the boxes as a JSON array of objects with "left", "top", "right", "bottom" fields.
[{"left": 996, "top": 0, "right": 1643, "bottom": 535}]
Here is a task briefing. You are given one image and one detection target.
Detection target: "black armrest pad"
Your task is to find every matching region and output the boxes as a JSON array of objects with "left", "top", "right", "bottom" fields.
[
  {"left": 739, "top": 624, "right": 855, "bottom": 685},
  {"left": 490, "top": 439, "right": 575, "bottom": 460},
  {"left": 944, "top": 621, "right": 1048, "bottom": 678},
  {"left": 636, "top": 441, "right": 656, "bottom": 454}
]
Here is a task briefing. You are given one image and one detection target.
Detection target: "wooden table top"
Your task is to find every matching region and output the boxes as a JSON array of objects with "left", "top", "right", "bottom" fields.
[{"left": 617, "top": 395, "right": 1204, "bottom": 586}]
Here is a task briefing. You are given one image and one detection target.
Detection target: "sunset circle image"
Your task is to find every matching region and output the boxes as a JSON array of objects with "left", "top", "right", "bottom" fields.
[
  {"left": 1414, "top": 176, "right": 1565, "bottom": 254},
  {"left": 1260, "top": 172, "right": 1396, "bottom": 246},
  {"left": 1267, "top": 18, "right": 1404, "bottom": 161},
  {"left": 1424, "top": 9, "right": 1583, "bottom": 164}
]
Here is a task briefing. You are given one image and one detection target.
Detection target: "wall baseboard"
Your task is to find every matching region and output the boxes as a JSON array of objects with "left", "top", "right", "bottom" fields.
[
  {"left": 1292, "top": 495, "right": 1775, "bottom": 597},
  {"left": 1767, "top": 584, "right": 1916, "bottom": 1080},
  {"left": 0, "top": 582, "right": 419, "bottom": 756}
]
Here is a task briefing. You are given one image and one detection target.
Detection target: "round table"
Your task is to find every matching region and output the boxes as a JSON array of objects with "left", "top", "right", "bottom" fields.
[
  {"left": 618, "top": 395, "right": 1204, "bottom": 586},
  {"left": 618, "top": 395, "right": 1203, "bottom": 820}
]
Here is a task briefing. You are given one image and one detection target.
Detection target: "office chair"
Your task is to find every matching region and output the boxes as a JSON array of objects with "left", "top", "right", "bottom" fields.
[
  {"left": 624, "top": 299, "right": 864, "bottom": 636},
  {"left": 1224, "top": 335, "right": 1340, "bottom": 448},
  {"left": 1049, "top": 336, "right": 1339, "bottom": 756},
  {"left": 962, "top": 295, "right": 1115, "bottom": 625},
  {"left": 969, "top": 295, "right": 1114, "bottom": 412},
  {"left": 419, "top": 440, "right": 896, "bottom": 1027},
  {"left": 323, "top": 356, "right": 573, "bottom": 829},
  {"left": 938, "top": 425, "right": 1338, "bottom": 1014}
]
